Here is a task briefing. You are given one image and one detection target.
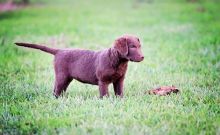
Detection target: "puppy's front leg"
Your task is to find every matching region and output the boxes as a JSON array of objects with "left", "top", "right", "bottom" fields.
[
  {"left": 98, "top": 81, "right": 109, "bottom": 98},
  {"left": 113, "top": 77, "right": 124, "bottom": 98}
]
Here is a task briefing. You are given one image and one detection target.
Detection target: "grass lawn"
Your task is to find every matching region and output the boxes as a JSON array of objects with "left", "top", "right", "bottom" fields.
[{"left": 0, "top": 0, "right": 220, "bottom": 134}]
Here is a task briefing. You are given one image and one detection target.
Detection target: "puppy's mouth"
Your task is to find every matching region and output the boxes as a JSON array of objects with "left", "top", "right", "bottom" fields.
[
  {"left": 130, "top": 57, "right": 144, "bottom": 62},
  {"left": 130, "top": 59, "right": 143, "bottom": 62}
]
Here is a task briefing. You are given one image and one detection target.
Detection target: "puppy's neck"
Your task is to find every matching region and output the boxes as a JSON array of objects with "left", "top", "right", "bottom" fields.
[{"left": 109, "top": 48, "right": 128, "bottom": 68}]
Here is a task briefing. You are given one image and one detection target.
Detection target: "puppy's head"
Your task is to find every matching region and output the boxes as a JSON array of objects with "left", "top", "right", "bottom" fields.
[{"left": 114, "top": 35, "right": 144, "bottom": 62}]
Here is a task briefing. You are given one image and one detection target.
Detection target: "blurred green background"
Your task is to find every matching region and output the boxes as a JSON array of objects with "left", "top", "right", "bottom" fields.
[{"left": 0, "top": 0, "right": 220, "bottom": 134}]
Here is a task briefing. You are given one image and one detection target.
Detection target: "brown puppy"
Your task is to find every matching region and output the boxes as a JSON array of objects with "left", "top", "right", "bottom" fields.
[{"left": 15, "top": 35, "right": 144, "bottom": 98}]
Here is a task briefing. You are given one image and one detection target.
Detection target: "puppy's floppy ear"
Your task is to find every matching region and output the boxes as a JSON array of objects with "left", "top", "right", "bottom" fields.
[{"left": 114, "top": 37, "right": 128, "bottom": 56}]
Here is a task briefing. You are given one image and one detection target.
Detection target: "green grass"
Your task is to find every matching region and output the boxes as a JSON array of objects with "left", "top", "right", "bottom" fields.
[{"left": 0, "top": 0, "right": 220, "bottom": 134}]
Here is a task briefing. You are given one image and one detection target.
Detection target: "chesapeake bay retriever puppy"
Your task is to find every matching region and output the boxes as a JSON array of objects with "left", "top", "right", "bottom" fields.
[{"left": 15, "top": 35, "right": 144, "bottom": 98}]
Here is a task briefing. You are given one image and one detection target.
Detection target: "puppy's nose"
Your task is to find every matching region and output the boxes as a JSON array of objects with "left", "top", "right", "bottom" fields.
[{"left": 141, "top": 56, "right": 144, "bottom": 60}]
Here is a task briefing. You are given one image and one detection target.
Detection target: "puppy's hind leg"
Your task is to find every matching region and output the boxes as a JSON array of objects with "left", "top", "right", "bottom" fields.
[{"left": 53, "top": 74, "right": 72, "bottom": 98}]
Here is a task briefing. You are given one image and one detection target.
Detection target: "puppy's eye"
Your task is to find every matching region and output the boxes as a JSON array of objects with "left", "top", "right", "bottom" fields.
[{"left": 130, "top": 45, "right": 136, "bottom": 48}]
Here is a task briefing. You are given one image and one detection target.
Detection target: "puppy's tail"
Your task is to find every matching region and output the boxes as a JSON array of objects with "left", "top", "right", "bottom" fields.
[{"left": 15, "top": 42, "right": 59, "bottom": 55}]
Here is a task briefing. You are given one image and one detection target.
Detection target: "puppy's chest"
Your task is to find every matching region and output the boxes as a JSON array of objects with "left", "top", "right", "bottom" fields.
[
  {"left": 113, "top": 64, "right": 128, "bottom": 76},
  {"left": 102, "top": 63, "right": 128, "bottom": 82}
]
